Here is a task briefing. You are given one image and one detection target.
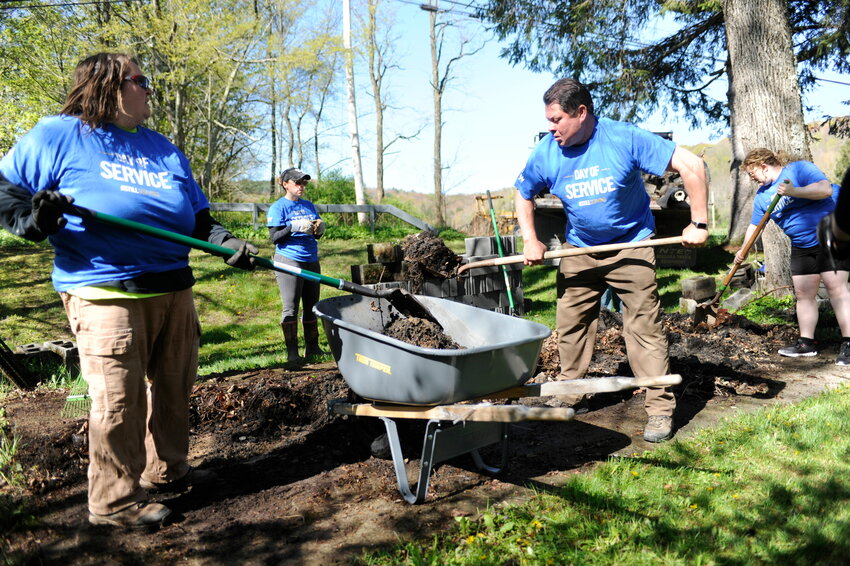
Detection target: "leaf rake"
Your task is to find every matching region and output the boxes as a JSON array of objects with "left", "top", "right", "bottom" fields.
[{"left": 61, "top": 376, "right": 91, "bottom": 418}]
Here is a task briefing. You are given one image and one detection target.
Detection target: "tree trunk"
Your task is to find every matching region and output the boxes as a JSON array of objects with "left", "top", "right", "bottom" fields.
[
  {"left": 366, "top": 0, "right": 385, "bottom": 203},
  {"left": 723, "top": 0, "right": 809, "bottom": 295},
  {"left": 269, "top": 49, "right": 278, "bottom": 196},
  {"left": 343, "top": 0, "right": 368, "bottom": 223},
  {"left": 430, "top": 7, "right": 445, "bottom": 227}
]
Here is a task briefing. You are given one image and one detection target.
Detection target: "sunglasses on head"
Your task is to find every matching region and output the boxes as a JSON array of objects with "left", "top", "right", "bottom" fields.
[{"left": 123, "top": 75, "right": 151, "bottom": 90}]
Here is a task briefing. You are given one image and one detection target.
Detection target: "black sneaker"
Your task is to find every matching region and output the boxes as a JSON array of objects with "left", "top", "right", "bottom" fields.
[
  {"left": 778, "top": 338, "right": 818, "bottom": 358},
  {"left": 837, "top": 341, "right": 850, "bottom": 366}
]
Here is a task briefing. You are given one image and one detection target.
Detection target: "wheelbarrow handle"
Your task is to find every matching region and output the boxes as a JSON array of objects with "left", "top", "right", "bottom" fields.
[
  {"left": 482, "top": 374, "right": 683, "bottom": 400},
  {"left": 458, "top": 236, "right": 685, "bottom": 274},
  {"left": 60, "top": 203, "right": 383, "bottom": 297}
]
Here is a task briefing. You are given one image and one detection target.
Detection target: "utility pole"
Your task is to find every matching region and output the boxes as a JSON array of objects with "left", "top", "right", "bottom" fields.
[
  {"left": 343, "top": 0, "right": 368, "bottom": 223},
  {"left": 422, "top": 0, "right": 445, "bottom": 227}
]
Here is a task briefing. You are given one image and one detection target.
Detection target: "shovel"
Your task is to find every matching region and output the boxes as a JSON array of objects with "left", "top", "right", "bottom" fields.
[
  {"left": 60, "top": 203, "right": 443, "bottom": 326},
  {"left": 693, "top": 190, "right": 783, "bottom": 326},
  {"left": 457, "top": 236, "right": 684, "bottom": 274}
]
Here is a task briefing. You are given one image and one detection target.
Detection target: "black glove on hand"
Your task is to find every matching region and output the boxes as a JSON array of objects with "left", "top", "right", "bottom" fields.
[
  {"left": 222, "top": 238, "right": 259, "bottom": 270},
  {"left": 31, "top": 190, "right": 74, "bottom": 236},
  {"left": 818, "top": 213, "right": 850, "bottom": 262}
]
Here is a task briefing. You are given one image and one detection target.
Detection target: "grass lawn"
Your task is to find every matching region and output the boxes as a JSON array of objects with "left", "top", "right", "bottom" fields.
[{"left": 358, "top": 384, "right": 850, "bottom": 565}]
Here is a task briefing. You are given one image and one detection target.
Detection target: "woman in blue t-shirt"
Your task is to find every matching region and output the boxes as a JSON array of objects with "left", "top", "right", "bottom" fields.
[
  {"left": 735, "top": 148, "right": 850, "bottom": 365},
  {"left": 0, "top": 52, "right": 258, "bottom": 528},
  {"left": 267, "top": 168, "right": 326, "bottom": 360}
]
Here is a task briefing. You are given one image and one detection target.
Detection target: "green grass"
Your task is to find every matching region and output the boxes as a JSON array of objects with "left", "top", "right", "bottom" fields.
[{"left": 357, "top": 383, "right": 850, "bottom": 565}]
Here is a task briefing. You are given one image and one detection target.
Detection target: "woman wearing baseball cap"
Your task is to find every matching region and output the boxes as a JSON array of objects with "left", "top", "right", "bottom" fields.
[{"left": 267, "top": 168, "right": 327, "bottom": 360}]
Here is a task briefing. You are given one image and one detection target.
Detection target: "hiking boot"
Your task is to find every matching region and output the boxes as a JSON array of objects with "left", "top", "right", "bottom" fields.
[
  {"left": 643, "top": 415, "right": 674, "bottom": 443},
  {"left": 140, "top": 466, "right": 216, "bottom": 493},
  {"left": 88, "top": 501, "right": 171, "bottom": 528},
  {"left": 837, "top": 340, "right": 850, "bottom": 366},
  {"left": 778, "top": 338, "right": 819, "bottom": 358}
]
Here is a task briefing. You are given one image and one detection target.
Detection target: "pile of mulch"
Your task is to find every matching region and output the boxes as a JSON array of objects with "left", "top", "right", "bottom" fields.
[
  {"left": 383, "top": 317, "right": 463, "bottom": 350},
  {"left": 401, "top": 231, "right": 462, "bottom": 293}
]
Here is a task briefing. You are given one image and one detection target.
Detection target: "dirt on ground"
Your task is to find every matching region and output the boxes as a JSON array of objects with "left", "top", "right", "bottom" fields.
[{"left": 3, "top": 309, "right": 850, "bottom": 565}]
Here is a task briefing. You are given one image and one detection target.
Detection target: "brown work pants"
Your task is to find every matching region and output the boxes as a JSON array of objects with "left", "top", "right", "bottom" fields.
[
  {"left": 556, "top": 244, "right": 674, "bottom": 417},
  {"left": 61, "top": 290, "right": 199, "bottom": 515}
]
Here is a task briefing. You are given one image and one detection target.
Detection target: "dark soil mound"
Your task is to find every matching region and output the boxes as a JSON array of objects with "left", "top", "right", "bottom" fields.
[{"left": 401, "top": 231, "right": 462, "bottom": 292}]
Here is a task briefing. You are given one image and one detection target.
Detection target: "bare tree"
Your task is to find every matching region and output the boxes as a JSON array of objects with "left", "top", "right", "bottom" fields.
[
  {"left": 343, "top": 0, "right": 368, "bottom": 222},
  {"left": 311, "top": 48, "right": 340, "bottom": 184},
  {"left": 360, "top": 0, "right": 424, "bottom": 202},
  {"left": 425, "top": 1, "right": 485, "bottom": 226}
]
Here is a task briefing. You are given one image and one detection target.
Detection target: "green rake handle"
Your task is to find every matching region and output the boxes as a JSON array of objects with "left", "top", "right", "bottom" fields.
[{"left": 61, "top": 203, "right": 385, "bottom": 298}]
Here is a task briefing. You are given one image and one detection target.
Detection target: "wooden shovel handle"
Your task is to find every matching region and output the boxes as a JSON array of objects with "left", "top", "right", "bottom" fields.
[
  {"left": 458, "top": 236, "right": 685, "bottom": 274},
  {"left": 482, "top": 374, "right": 683, "bottom": 401},
  {"left": 719, "top": 191, "right": 783, "bottom": 290}
]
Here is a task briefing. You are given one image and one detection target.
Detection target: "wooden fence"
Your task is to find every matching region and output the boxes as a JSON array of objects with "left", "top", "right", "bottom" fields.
[{"left": 209, "top": 203, "right": 433, "bottom": 232}]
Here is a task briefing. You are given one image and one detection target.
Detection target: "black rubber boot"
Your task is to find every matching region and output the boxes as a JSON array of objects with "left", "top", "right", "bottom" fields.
[
  {"left": 302, "top": 320, "right": 326, "bottom": 357},
  {"left": 280, "top": 321, "right": 301, "bottom": 361}
]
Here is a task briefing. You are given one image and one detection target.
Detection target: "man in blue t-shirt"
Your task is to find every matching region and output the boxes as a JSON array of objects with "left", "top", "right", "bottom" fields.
[{"left": 515, "top": 78, "right": 709, "bottom": 443}]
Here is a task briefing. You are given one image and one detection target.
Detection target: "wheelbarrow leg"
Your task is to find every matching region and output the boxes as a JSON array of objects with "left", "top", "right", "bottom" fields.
[
  {"left": 380, "top": 416, "right": 423, "bottom": 504},
  {"left": 379, "top": 417, "right": 509, "bottom": 504},
  {"left": 469, "top": 429, "right": 509, "bottom": 475}
]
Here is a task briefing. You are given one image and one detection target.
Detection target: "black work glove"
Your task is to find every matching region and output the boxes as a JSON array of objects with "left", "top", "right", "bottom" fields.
[
  {"left": 818, "top": 213, "right": 850, "bottom": 262},
  {"left": 221, "top": 238, "right": 259, "bottom": 270},
  {"left": 31, "top": 190, "right": 74, "bottom": 236}
]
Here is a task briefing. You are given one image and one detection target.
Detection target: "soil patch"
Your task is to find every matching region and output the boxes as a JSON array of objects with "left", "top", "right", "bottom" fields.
[{"left": 2, "top": 313, "right": 849, "bottom": 565}]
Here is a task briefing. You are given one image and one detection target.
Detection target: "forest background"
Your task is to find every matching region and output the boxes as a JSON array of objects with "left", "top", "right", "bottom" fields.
[{"left": 1, "top": 0, "right": 849, "bottom": 237}]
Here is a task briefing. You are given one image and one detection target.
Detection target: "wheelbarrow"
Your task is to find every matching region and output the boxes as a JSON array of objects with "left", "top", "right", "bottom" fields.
[{"left": 315, "top": 294, "right": 682, "bottom": 503}]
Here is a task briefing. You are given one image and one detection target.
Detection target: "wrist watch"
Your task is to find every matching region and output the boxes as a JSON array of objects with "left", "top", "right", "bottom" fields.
[{"left": 691, "top": 221, "right": 708, "bottom": 230}]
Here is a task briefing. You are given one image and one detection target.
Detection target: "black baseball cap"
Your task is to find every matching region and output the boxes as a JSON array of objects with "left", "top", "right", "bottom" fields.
[{"left": 280, "top": 168, "right": 311, "bottom": 183}]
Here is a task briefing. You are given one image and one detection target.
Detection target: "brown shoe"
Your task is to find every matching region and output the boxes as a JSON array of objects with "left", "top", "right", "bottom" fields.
[
  {"left": 643, "top": 415, "right": 674, "bottom": 443},
  {"left": 140, "top": 466, "right": 216, "bottom": 493},
  {"left": 88, "top": 501, "right": 171, "bottom": 528}
]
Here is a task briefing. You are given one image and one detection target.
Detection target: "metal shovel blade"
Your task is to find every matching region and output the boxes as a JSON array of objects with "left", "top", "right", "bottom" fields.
[
  {"left": 693, "top": 296, "right": 720, "bottom": 327},
  {"left": 376, "top": 288, "right": 443, "bottom": 326}
]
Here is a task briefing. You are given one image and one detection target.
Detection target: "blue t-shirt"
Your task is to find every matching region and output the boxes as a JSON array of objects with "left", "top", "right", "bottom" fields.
[
  {"left": 750, "top": 160, "right": 834, "bottom": 248},
  {"left": 515, "top": 117, "right": 675, "bottom": 247},
  {"left": 266, "top": 197, "right": 321, "bottom": 262},
  {"left": 0, "top": 115, "right": 210, "bottom": 292}
]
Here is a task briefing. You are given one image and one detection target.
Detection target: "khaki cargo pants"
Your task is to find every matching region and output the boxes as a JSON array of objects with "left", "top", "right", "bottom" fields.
[
  {"left": 62, "top": 289, "right": 199, "bottom": 515},
  {"left": 556, "top": 244, "right": 675, "bottom": 417}
]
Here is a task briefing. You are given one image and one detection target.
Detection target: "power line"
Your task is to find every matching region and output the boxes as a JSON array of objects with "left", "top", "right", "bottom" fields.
[
  {"left": 0, "top": 0, "right": 144, "bottom": 9},
  {"left": 815, "top": 76, "right": 850, "bottom": 87}
]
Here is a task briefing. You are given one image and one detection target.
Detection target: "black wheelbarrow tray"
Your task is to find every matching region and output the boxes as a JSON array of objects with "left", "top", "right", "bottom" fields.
[{"left": 314, "top": 294, "right": 681, "bottom": 503}]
